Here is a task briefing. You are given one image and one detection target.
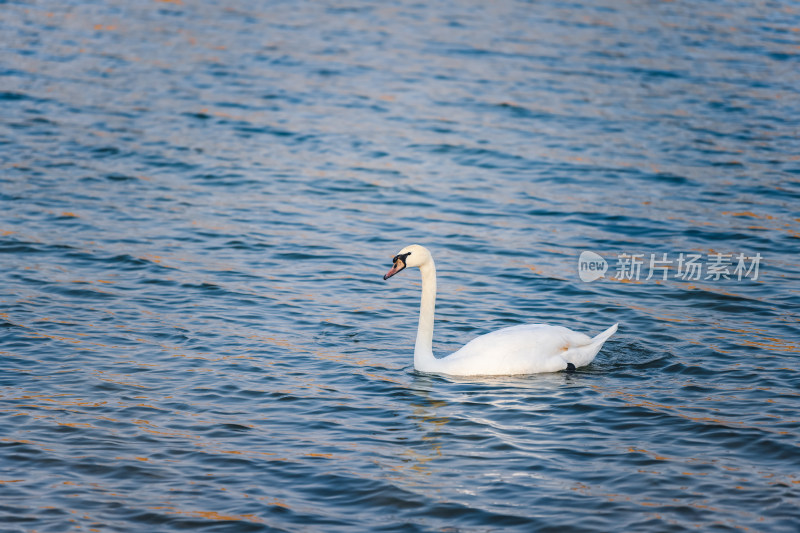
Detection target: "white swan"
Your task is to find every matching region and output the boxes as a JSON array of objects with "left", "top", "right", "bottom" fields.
[{"left": 383, "top": 244, "right": 618, "bottom": 376}]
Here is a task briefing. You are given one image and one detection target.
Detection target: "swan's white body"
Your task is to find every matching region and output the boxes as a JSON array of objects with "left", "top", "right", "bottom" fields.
[{"left": 384, "top": 244, "right": 617, "bottom": 376}]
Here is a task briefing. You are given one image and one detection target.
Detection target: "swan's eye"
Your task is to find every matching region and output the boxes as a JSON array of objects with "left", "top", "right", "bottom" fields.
[{"left": 392, "top": 251, "right": 411, "bottom": 265}]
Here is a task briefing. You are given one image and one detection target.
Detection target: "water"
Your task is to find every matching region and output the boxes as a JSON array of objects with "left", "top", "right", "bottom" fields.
[{"left": 2, "top": 0, "right": 799, "bottom": 531}]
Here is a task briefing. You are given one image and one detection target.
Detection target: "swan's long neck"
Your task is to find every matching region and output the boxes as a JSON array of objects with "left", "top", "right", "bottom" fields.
[{"left": 414, "top": 258, "right": 438, "bottom": 371}]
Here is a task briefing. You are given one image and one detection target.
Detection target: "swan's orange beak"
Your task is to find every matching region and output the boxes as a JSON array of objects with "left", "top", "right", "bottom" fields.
[
  {"left": 383, "top": 261, "right": 404, "bottom": 280},
  {"left": 383, "top": 254, "right": 407, "bottom": 280}
]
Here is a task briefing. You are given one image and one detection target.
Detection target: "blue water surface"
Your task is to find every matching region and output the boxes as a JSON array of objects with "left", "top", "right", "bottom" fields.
[{"left": 2, "top": 1, "right": 800, "bottom": 531}]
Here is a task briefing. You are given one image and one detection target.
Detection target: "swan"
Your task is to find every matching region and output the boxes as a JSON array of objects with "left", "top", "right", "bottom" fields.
[{"left": 383, "top": 244, "right": 618, "bottom": 376}]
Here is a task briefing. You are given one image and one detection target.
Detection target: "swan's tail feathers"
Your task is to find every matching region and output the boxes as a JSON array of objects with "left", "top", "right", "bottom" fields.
[
  {"left": 591, "top": 323, "right": 618, "bottom": 345},
  {"left": 568, "top": 323, "right": 618, "bottom": 368}
]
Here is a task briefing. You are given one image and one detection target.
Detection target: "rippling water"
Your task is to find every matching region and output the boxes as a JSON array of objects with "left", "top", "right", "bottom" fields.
[{"left": 2, "top": 1, "right": 800, "bottom": 531}]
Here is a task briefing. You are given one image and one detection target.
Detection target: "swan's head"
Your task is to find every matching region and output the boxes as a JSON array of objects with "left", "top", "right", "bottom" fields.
[{"left": 383, "top": 244, "right": 431, "bottom": 280}]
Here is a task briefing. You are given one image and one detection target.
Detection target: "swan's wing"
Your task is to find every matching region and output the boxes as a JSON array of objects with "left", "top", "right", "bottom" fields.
[
  {"left": 441, "top": 324, "right": 583, "bottom": 375},
  {"left": 440, "top": 323, "right": 617, "bottom": 376}
]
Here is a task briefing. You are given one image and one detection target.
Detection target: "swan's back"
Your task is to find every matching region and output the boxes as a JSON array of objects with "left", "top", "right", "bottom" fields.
[{"left": 434, "top": 323, "right": 617, "bottom": 376}]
